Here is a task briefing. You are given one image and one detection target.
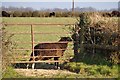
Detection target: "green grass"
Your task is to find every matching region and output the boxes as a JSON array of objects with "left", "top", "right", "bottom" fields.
[
  {"left": 2, "top": 64, "right": 119, "bottom": 78},
  {"left": 2, "top": 17, "right": 77, "bottom": 23},
  {"left": 64, "top": 62, "right": 119, "bottom": 78},
  {"left": 3, "top": 67, "right": 25, "bottom": 78}
]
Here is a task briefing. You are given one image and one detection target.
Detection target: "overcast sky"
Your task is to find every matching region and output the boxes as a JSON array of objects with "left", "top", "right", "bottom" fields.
[{"left": 2, "top": 2, "right": 118, "bottom": 10}]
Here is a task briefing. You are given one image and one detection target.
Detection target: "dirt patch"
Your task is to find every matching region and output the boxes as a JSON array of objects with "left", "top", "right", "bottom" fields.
[{"left": 14, "top": 69, "right": 77, "bottom": 77}]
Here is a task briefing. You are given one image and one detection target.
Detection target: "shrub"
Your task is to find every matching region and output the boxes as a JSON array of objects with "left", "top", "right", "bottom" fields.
[
  {"left": 22, "top": 11, "right": 32, "bottom": 17},
  {"left": 55, "top": 11, "right": 62, "bottom": 17},
  {"left": 1, "top": 27, "right": 15, "bottom": 76},
  {"left": 13, "top": 11, "right": 22, "bottom": 17},
  {"left": 71, "top": 12, "right": 119, "bottom": 64},
  {"left": 32, "top": 11, "right": 40, "bottom": 17},
  {"left": 62, "top": 12, "right": 72, "bottom": 17},
  {"left": 3, "top": 67, "right": 23, "bottom": 78},
  {"left": 64, "top": 62, "right": 118, "bottom": 77},
  {"left": 97, "top": 66, "right": 111, "bottom": 76}
]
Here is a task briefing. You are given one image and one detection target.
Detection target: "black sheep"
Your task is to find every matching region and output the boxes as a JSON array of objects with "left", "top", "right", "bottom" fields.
[
  {"left": 28, "top": 37, "right": 72, "bottom": 69},
  {"left": 111, "top": 10, "right": 120, "bottom": 17},
  {"left": 2, "top": 11, "right": 10, "bottom": 17},
  {"left": 49, "top": 12, "right": 55, "bottom": 17}
]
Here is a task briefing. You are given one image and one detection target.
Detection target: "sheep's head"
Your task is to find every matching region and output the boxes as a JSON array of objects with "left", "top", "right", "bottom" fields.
[{"left": 59, "top": 37, "right": 72, "bottom": 42}]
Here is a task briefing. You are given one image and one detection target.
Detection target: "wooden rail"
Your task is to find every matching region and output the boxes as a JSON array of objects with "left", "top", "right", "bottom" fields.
[
  {"left": 11, "top": 60, "right": 63, "bottom": 64},
  {"left": 13, "top": 48, "right": 73, "bottom": 51},
  {"left": 2, "top": 23, "right": 75, "bottom": 26},
  {"left": 13, "top": 56, "right": 62, "bottom": 59},
  {"left": 6, "top": 32, "right": 71, "bottom": 34},
  {"left": 14, "top": 41, "right": 74, "bottom": 44}
]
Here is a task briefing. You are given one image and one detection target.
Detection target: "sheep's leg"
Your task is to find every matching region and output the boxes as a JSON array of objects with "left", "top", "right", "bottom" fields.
[
  {"left": 28, "top": 57, "right": 35, "bottom": 69},
  {"left": 27, "top": 58, "right": 32, "bottom": 69},
  {"left": 27, "top": 63, "right": 29, "bottom": 69},
  {"left": 56, "top": 62, "right": 59, "bottom": 69},
  {"left": 27, "top": 58, "right": 36, "bottom": 69},
  {"left": 32, "top": 63, "right": 35, "bottom": 69},
  {"left": 32, "top": 58, "right": 36, "bottom": 69},
  {"left": 54, "top": 57, "right": 59, "bottom": 69},
  {"left": 55, "top": 62, "right": 58, "bottom": 69},
  {"left": 54, "top": 62, "right": 58, "bottom": 69}
]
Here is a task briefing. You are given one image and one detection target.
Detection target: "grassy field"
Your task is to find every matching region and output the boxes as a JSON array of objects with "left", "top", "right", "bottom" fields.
[
  {"left": 2, "top": 17, "right": 119, "bottom": 78},
  {"left": 2, "top": 17, "right": 77, "bottom": 23}
]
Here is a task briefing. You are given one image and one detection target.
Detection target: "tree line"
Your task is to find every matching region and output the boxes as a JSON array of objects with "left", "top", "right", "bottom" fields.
[
  {"left": 2, "top": 10, "right": 81, "bottom": 17},
  {"left": 1, "top": 6, "right": 119, "bottom": 17},
  {"left": 2, "top": 10, "right": 120, "bottom": 17}
]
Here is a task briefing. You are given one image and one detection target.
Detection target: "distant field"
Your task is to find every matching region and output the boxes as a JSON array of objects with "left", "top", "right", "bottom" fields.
[
  {"left": 2, "top": 17, "right": 77, "bottom": 60},
  {"left": 2, "top": 17, "right": 77, "bottom": 23}
]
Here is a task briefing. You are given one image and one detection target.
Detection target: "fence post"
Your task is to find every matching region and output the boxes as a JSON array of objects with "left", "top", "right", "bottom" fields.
[
  {"left": 73, "top": 32, "right": 79, "bottom": 62},
  {"left": 31, "top": 24, "right": 35, "bottom": 69}
]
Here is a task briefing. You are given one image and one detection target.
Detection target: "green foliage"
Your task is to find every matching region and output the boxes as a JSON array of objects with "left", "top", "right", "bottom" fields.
[
  {"left": 13, "top": 11, "right": 22, "bottom": 17},
  {"left": 3, "top": 67, "right": 24, "bottom": 78},
  {"left": 4, "top": 10, "right": 120, "bottom": 17},
  {"left": 22, "top": 11, "right": 32, "bottom": 17},
  {"left": 71, "top": 12, "right": 119, "bottom": 64},
  {"left": 79, "top": 13, "right": 91, "bottom": 26},
  {"left": 39, "top": 11, "right": 50, "bottom": 17},
  {"left": 32, "top": 11, "right": 40, "bottom": 17},
  {"left": 55, "top": 11, "right": 62, "bottom": 17},
  {"left": 1, "top": 27, "right": 18, "bottom": 78},
  {"left": 62, "top": 11, "right": 72, "bottom": 17},
  {"left": 2, "top": 27, "right": 14, "bottom": 71},
  {"left": 64, "top": 62, "right": 118, "bottom": 78},
  {"left": 5, "top": 11, "right": 82, "bottom": 17}
]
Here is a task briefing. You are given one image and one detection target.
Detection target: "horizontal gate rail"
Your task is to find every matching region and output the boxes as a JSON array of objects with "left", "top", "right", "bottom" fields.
[
  {"left": 14, "top": 41, "right": 74, "bottom": 44},
  {"left": 2, "top": 23, "right": 75, "bottom": 26},
  {"left": 13, "top": 56, "right": 62, "bottom": 59},
  {"left": 11, "top": 60, "right": 64, "bottom": 64},
  {"left": 6, "top": 32, "right": 71, "bottom": 34},
  {"left": 13, "top": 48, "right": 73, "bottom": 51}
]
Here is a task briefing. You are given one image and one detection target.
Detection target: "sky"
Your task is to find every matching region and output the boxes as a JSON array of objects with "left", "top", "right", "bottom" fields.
[
  {"left": 1, "top": 0, "right": 119, "bottom": 2},
  {"left": 2, "top": 2, "right": 119, "bottom": 10}
]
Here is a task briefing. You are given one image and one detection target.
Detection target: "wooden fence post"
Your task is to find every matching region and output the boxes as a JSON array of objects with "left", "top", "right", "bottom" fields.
[
  {"left": 73, "top": 32, "right": 79, "bottom": 62},
  {"left": 72, "top": 24, "right": 80, "bottom": 62},
  {"left": 31, "top": 25, "right": 35, "bottom": 69}
]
